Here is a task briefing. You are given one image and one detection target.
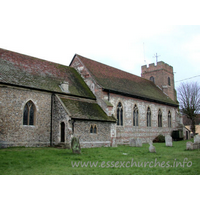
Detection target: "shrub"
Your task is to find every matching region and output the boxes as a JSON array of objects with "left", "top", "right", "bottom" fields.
[{"left": 153, "top": 134, "right": 165, "bottom": 143}]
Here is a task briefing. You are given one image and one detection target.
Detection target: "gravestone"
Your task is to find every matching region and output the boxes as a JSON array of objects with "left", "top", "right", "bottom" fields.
[
  {"left": 165, "top": 135, "right": 173, "bottom": 147},
  {"left": 71, "top": 136, "right": 81, "bottom": 154},
  {"left": 136, "top": 138, "right": 142, "bottom": 147},
  {"left": 112, "top": 138, "right": 118, "bottom": 147},
  {"left": 186, "top": 141, "right": 193, "bottom": 150},
  {"left": 149, "top": 142, "right": 156, "bottom": 153},
  {"left": 129, "top": 139, "right": 136, "bottom": 147},
  {"left": 194, "top": 135, "right": 200, "bottom": 143}
]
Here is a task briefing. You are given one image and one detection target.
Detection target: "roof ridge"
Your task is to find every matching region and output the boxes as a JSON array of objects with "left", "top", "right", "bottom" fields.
[
  {"left": 76, "top": 54, "right": 143, "bottom": 80},
  {"left": 0, "top": 48, "right": 68, "bottom": 67}
]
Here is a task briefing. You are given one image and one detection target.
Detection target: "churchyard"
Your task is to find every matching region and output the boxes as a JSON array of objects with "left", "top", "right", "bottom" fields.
[{"left": 0, "top": 139, "right": 200, "bottom": 175}]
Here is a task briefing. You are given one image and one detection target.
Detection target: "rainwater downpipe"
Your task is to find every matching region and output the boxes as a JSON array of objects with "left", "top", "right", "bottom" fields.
[{"left": 50, "top": 93, "right": 55, "bottom": 146}]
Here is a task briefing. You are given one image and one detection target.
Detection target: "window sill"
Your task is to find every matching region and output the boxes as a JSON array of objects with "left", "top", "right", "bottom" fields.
[{"left": 20, "top": 125, "right": 38, "bottom": 128}]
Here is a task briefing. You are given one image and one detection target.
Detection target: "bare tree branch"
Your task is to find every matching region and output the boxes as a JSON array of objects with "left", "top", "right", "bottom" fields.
[{"left": 177, "top": 82, "right": 200, "bottom": 134}]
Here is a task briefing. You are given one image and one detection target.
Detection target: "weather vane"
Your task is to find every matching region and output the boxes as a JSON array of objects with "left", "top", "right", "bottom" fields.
[{"left": 153, "top": 53, "right": 160, "bottom": 65}]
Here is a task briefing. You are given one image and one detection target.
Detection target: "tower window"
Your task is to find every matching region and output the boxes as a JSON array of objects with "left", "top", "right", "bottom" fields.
[
  {"left": 150, "top": 76, "right": 155, "bottom": 83},
  {"left": 117, "top": 102, "right": 123, "bottom": 126},
  {"left": 168, "top": 77, "right": 171, "bottom": 86},
  {"left": 23, "top": 101, "right": 36, "bottom": 125}
]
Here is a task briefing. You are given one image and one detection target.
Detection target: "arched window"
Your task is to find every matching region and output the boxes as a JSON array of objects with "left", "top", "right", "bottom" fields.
[
  {"left": 150, "top": 76, "right": 155, "bottom": 83},
  {"left": 168, "top": 77, "right": 171, "bottom": 86},
  {"left": 90, "top": 125, "right": 94, "bottom": 133},
  {"left": 90, "top": 125, "right": 97, "bottom": 134},
  {"left": 60, "top": 122, "right": 65, "bottom": 142},
  {"left": 94, "top": 125, "right": 97, "bottom": 134},
  {"left": 23, "top": 101, "right": 36, "bottom": 125},
  {"left": 158, "top": 109, "right": 162, "bottom": 127},
  {"left": 147, "top": 107, "right": 151, "bottom": 127},
  {"left": 168, "top": 111, "right": 171, "bottom": 128},
  {"left": 117, "top": 102, "right": 123, "bottom": 126},
  {"left": 133, "top": 105, "right": 139, "bottom": 126}
]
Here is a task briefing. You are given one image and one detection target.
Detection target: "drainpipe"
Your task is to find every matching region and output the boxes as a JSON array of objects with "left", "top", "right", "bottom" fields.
[{"left": 50, "top": 93, "right": 54, "bottom": 146}]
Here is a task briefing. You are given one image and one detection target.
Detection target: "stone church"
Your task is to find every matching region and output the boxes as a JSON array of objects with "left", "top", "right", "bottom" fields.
[{"left": 0, "top": 48, "right": 183, "bottom": 148}]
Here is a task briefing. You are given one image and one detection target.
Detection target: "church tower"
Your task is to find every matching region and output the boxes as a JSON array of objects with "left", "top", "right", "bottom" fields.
[{"left": 141, "top": 61, "right": 177, "bottom": 102}]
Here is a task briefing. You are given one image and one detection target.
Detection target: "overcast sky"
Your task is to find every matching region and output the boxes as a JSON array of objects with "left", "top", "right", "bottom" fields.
[{"left": 1, "top": 0, "right": 200, "bottom": 90}]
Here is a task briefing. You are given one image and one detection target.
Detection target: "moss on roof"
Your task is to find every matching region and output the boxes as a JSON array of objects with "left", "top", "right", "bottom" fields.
[
  {"left": 0, "top": 48, "right": 95, "bottom": 99},
  {"left": 76, "top": 55, "right": 178, "bottom": 106},
  {"left": 60, "top": 97, "right": 116, "bottom": 122}
]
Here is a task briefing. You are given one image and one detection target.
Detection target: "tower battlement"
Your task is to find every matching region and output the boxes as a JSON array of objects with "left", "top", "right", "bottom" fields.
[{"left": 141, "top": 61, "right": 173, "bottom": 74}]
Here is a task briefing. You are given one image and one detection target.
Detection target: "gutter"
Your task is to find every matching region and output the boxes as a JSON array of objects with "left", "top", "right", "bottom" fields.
[{"left": 71, "top": 117, "right": 116, "bottom": 123}]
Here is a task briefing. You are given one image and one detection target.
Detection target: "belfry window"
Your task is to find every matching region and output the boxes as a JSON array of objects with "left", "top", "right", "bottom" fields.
[
  {"left": 150, "top": 76, "right": 155, "bottom": 83},
  {"left": 133, "top": 105, "right": 139, "bottom": 126},
  {"left": 158, "top": 109, "right": 162, "bottom": 127},
  {"left": 147, "top": 107, "right": 151, "bottom": 127},
  {"left": 168, "top": 111, "right": 171, "bottom": 128},
  {"left": 117, "top": 102, "right": 123, "bottom": 126},
  {"left": 168, "top": 77, "right": 171, "bottom": 86},
  {"left": 23, "top": 101, "right": 36, "bottom": 125}
]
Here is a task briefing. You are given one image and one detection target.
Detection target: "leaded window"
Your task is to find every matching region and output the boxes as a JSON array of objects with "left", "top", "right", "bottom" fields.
[
  {"left": 117, "top": 102, "right": 123, "bottom": 126},
  {"left": 158, "top": 109, "right": 162, "bottom": 127},
  {"left": 147, "top": 107, "right": 151, "bottom": 127},
  {"left": 90, "top": 125, "right": 97, "bottom": 134},
  {"left": 168, "top": 111, "right": 171, "bottom": 128},
  {"left": 133, "top": 105, "right": 139, "bottom": 126},
  {"left": 23, "top": 101, "right": 36, "bottom": 125}
]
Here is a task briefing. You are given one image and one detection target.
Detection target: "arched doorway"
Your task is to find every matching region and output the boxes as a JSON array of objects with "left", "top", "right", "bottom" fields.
[{"left": 61, "top": 122, "right": 65, "bottom": 142}]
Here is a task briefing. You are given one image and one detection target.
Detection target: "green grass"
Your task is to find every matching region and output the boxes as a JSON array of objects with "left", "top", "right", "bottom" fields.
[{"left": 0, "top": 140, "right": 200, "bottom": 175}]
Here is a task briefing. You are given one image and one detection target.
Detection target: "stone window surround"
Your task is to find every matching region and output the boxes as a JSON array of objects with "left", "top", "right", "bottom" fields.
[
  {"left": 133, "top": 104, "right": 139, "bottom": 127},
  {"left": 158, "top": 109, "right": 162, "bottom": 127},
  {"left": 116, "top": 101, "right": 123, "bottom": 127},
  {"left": 90, "top": 124, "right": 98, "bottom": 134},
  {"left": 147, "top": 106, "right": 151, "bottom": 127},
  {"left": 22, "top": 100, "right": 37, "bottom": 126},
  {"left": 168, "top": 110, "right": 172, "bottom": 128}
]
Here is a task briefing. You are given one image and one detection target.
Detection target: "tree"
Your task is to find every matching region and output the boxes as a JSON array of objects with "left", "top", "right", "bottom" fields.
[{"left": 178, "top": 82, "right": 200, "bottom": 135}]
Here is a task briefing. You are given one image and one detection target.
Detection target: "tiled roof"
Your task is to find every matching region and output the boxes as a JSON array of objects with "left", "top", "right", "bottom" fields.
[
  {"left": 0, "top": 48, "right": 95, "bottom": 99},
  {"left": 59, "top": 96, "right": 116, "bottom": 122},
  {"left": 75, "top": 54, "right": 178, "bottom": 106}
]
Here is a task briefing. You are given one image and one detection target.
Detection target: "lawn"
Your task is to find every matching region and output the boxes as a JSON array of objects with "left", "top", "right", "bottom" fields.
[{"left": 0, "top": 139, "right": 200, "bottom": 175}]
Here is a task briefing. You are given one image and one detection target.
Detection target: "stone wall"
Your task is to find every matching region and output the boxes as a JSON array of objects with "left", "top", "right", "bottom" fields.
[
  {"left": 52, "top": 95, "right": 72, "bottom": 145},
  {"left": 107, "top": 92, "right": 178, "bottom": 144},
  {"left": 73, "top": 120, "right": 114, "bottom": 148},
  {"left": 0, "top": 85, "right": 51, "bottom": 147}
]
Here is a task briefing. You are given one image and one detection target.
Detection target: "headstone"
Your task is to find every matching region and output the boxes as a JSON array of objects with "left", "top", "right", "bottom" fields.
[
  {"left": 194, "top": 135, "right": 200, "bottom": 144},
  {"left": 149, "top": 143, "right": 156, "bottom": 153},
  {"left": 136, "top": 138, "right": 142, "bottom": 147},
  {"left": 129, "top": 139, "right": 136, "bottom": 147},
  {"left": 165, "top": 135, "right": 173, "bottom": 147},
  {"left": 186, "top": 141, "right": 193, "bottom": 150},
  {"left": 71, "top": 136, "right": 81, "bottom": 154},
  {"left": 112, "top": 138, "right": 118, "bottom": 147}
]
